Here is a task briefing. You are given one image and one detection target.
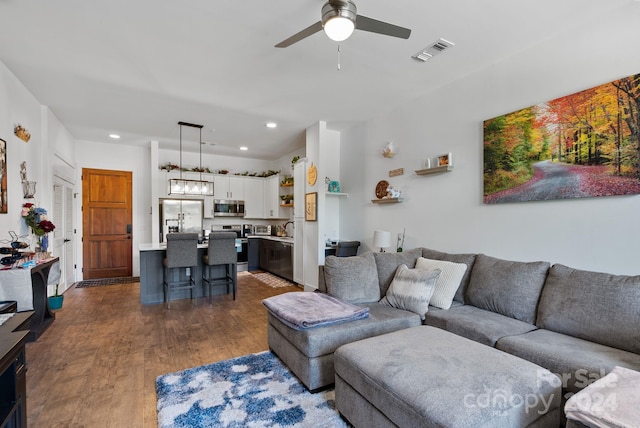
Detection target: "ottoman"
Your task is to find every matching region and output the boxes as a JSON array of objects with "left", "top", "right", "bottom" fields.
[
  {"left": 267, "top": 302, "right": 421, "bottom": 391},
  {"left": 335, "top": 326, "right": 562, "bottom": 427}
]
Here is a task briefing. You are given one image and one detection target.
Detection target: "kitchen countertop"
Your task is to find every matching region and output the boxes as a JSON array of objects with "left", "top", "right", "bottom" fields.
[
  {"left": 246, "top": 235, "right": 294, "bottom": 244},
  {"left": 139, "top": 241, "right": 242, "bottom": 251}
]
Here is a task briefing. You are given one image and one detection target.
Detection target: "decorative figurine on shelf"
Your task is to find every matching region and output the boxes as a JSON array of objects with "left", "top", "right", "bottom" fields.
[
  {"left": 385, "top": 186, "right": 401, "bottom": 199},
  {"left": 382, "top": 141, "right": 395, "bottom": 158},
  {"left": 328, "top": 181, "right": 341, "bottom": 193}
]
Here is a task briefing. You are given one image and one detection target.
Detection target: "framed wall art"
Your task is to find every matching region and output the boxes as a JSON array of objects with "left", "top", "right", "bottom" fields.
[
  {"left": 305, "top": 192, "right": 317, "bottom": 221},
  {"left": 483, "top": 73, "right": 640, "bottom": 204},
  {"left": 438, "top": 153, "right": 452, "bottom": 167}
]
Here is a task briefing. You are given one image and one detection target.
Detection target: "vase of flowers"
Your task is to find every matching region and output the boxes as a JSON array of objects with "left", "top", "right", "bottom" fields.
[{"left": 21, "top": 203, "right": 56, "bottom": 252}]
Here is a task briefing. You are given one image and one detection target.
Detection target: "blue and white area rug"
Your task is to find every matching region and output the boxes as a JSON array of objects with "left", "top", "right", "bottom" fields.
[{"left": 156, "top": 351, "right": 347, "bottom": 427}]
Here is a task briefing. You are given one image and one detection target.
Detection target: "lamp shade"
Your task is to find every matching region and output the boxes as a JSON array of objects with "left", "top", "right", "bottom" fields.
[
  {"left": 323, "top": 16, "right": 355, "bottom": 41},
  {"left": 321, "top": 0, "right": 357, "bottom": 42},
  {"left": 373, "top": 230, "right": 391, "bottom": 251}
]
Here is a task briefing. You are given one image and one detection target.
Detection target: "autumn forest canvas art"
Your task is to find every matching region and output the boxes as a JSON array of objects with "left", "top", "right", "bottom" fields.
[{"left": 483, "top": 73, "right": 640, "bottom": 203}]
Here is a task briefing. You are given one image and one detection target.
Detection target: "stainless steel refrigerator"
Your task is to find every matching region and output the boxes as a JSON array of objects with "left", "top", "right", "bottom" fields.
[{"left": 159, "top": 198, "right": 203, "bottom": 242}]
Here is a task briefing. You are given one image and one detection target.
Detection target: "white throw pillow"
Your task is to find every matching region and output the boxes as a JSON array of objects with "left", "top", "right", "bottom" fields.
[
  {"left": 380, "top": 264, "right": 441, "bottom": 320},
  {"left": 415, "top": 257, "right": 467, "bottom": 310}
]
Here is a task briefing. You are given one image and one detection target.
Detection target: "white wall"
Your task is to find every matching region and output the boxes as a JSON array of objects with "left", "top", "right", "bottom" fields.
[
  {"left": 0, "top": 61, "right": 44, "bottom": 238},
  {"left": 340, "top": 3, "right": 640, "bottom": 275}
]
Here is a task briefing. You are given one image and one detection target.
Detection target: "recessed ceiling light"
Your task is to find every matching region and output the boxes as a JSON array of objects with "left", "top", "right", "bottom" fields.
[
  {"left": 266, "top": 122, "right": 277, "bottom": 129},
  {"left": 240, "top": 146, "right": 248, "bottom": 151},
  {"left": 109, "top": 134, "right": 120, "bottom": 139}
]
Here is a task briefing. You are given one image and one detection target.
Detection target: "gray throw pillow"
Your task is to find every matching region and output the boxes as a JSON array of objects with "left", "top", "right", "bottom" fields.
[
  {"left": 324, "top": 252, "right": 380, "bottom": 303},
  {"left": 373, "top": 248, "right": 423, "bottom": 297},
  {"left": 466, "top": 254, "right": 549, "bottom": 324},
  {"left": 380, "top": 265, "right": 441, "bottom": 320}
]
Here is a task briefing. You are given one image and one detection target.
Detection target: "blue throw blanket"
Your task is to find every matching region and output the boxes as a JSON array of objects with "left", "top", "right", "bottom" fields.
[{"left": 263, "top": 292, "right": 369, "bottom": 330}]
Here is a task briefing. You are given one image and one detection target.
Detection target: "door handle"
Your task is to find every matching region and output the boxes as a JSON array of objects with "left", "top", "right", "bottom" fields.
[{"left": 64, "top": 239, "right": 71, "bottom": 243}]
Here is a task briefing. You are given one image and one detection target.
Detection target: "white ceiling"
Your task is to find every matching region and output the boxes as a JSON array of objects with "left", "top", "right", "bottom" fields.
[{"left": 0, "top": 0, "right": 635, "bottom": 159}]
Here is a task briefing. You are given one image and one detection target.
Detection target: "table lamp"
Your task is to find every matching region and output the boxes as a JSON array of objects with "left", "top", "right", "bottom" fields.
[{"left": 373, "top": 230, "right": 391, "bottom": 252}]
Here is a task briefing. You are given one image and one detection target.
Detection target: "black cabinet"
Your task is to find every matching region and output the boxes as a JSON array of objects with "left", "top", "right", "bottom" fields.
[
  {"left": 0, "top": 312, "right": 32, "bottom": 428},
  {"left": 257, "top": 239, "right": 293, "bottom": 282},
  {"left": 247, "top": 238, "right": 260, "bottom": 271}
]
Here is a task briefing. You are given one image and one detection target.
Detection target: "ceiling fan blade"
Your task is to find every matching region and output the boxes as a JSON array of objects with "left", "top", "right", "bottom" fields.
[
  {"left": 275, "top": 21, "right": 324, "bottom": 48},
  {"left": 356, "top": 15, "right": 411, "bottom": 39}
]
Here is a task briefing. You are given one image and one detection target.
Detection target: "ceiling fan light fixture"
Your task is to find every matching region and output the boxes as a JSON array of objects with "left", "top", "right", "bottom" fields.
[{"left": 322, "top": 0, "right": 357, "bottom": 42}]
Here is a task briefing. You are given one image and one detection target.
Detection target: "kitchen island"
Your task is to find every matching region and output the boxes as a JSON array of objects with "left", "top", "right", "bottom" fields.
[{"left": 139, "top": 242, "right": 239, "bottom": 305}]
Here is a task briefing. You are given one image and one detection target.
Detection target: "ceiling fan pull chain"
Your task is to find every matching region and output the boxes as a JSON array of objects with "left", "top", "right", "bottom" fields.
[{"left": 337, "top": 45, "right": 341, "bottom": 71}]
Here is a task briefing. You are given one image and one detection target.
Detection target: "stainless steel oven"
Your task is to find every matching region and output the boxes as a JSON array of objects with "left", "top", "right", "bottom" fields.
[
  {"left": 213, "top": 200, "right": 245, "bottom": 217},
  {"left": 211, "top": 225, "right": 248, "bottom": 270}
]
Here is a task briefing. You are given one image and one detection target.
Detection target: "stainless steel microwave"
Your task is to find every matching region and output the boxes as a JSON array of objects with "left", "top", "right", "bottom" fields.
[
  {"left": 253, "top": 225, "right": 271, "bottom": 235},
  {"left": 213, "top": 200, "right": 245, "bottom": 217}
]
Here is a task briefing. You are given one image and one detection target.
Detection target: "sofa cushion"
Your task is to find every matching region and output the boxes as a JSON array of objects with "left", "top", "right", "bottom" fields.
[
  {"left": 415, "top": 257, "right": 467, "bottom": 309},
  {"left": 424, "top": 305, "right": 537, "bottom": 347},
  {"left": 466, "top": 254, "right": 549, "bottom": 324},
  {"left": 537, "top": 264, "right": 640, "bottom": 354},
  {"left": 379, "top": 265, "right": 441, "bottom": 320},
  {"left": 324, "top": 252, "right": 380, "bottom": 303},
  {"left": 496, "top": 329, "right": 640, "bottom": 394},
  {"left": 421, "top": 248, "right": 477, "bottom": 304},
  {"left": 373, "top": 248, "right": 422, "bottom": 296},
  {"left": 267, "top": 303, "right": 421, "bottom": 358}
]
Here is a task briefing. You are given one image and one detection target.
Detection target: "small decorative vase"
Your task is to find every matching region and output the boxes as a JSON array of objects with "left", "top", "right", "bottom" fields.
[{"left": 36, "top": 234, "right": 48, "bottom": 252}]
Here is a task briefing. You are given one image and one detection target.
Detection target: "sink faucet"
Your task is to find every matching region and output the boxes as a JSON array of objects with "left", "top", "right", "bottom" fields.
[{"left": 283, "top": 221, "right": 294, "bottom": 230}]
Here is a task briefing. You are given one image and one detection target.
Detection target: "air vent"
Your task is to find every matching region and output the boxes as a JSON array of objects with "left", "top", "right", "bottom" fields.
[{"left": 412, "top": 38, "right": 455, "bottom": 62}]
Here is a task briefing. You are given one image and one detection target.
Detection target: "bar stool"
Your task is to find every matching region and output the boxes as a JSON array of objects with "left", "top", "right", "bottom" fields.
[
  {"left": 163, "top": 232, "right": 198, "bottom": 307},
  {"left": 335, "top": 241, "right": 361, "bottom": 257},
  {"left": 202, "top": 231, "right": 238, "bottom": 303}
]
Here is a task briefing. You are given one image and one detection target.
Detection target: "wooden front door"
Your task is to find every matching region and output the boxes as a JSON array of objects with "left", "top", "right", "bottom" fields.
[{"left": 82, "top": 168, "right": 132, "bottom": 279}]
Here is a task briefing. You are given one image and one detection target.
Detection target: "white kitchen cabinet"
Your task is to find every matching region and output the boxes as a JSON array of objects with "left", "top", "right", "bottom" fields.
[
  {"left": 214, "top": 175, "right": 244, "bottom": 200},
  {"left": 264, "top": 175, "right": 288, "bottom": 219},
  {"left": 244, "top": 177, "right": 265, "bottom": 219},
  {"left": 293, "top": 161, "right": 306, "bottom": 285}
]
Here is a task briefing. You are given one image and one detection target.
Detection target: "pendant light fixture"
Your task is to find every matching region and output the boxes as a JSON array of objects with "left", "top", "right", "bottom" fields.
[{"left": 168, "top": 121, "right": 214, "bottom": 196}]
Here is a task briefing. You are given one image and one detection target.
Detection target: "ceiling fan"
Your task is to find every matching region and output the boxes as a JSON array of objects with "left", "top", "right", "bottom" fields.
[{"left": 275, "top": 0, "right": 411, "bottom": 48}]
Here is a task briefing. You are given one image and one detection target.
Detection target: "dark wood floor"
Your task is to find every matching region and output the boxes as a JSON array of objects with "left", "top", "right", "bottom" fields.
[{"left": 24, "top": 273, "right": 299, "bottom": 427}]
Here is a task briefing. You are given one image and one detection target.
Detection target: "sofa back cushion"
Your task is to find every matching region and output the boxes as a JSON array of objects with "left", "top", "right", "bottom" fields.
[
  {"left": 537, "top": 264, "right": 640, "bottom": 354},
  {"left": 324, "top": 252, "right": 380, "bottom": 303},
  {"left": 373, "top": 248, "right": 423, "bottom": 297},
  {"left": 421, "top": 248, "right": 477, "bottom": 304},
  {"left": 466, "top": 254, "right": 549, "bottom": 324}
]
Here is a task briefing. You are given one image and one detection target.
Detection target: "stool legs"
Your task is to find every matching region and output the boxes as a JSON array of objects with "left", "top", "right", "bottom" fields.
[
  {"left": 163, "top": 266, "right": 196, "bottom": 308},
  {"left": 202, "top": 263, "right": 237, "bottom": 303}
]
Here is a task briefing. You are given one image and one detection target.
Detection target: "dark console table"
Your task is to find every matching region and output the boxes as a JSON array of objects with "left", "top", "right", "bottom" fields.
[
  {"left": 0, "top": 311, "right": 33, "bottom": 428},
  {"left": 0, "top": 257, "right": 59, "bottom": 341},
  {"left": 26, "top": 258, "right": 58, "bottom": 341}
]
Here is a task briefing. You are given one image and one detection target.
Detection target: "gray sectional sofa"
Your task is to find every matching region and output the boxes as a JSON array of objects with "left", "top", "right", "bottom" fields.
[{"left": 266, "top": 247, "right": 640, "bottom": 426}]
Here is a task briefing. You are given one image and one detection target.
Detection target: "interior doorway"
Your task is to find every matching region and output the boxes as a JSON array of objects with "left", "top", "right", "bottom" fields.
[
  {"left": 52, "top": 177, "right": 75, "bottom": 293},
  {"left": 82, "top": 168, "right": 133, "bottom": 279}
]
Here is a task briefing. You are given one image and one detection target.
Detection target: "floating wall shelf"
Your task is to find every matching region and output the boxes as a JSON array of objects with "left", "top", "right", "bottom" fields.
[
  {"left": 326, "top": 192, "right": 349, "bottom": 197},
  {"left": 415, "top": 165, "right": 454, "bottom": 175},
  {"left": 371, "top": 198, "right": 402, "bottom": 204}
]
